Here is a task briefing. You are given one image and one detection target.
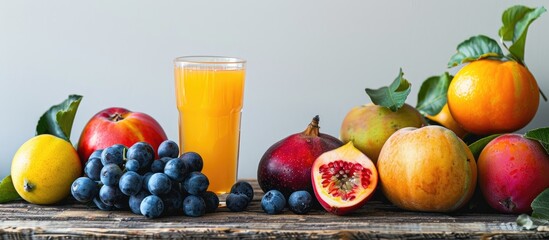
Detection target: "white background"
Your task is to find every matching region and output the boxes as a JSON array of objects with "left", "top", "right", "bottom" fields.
[{"left": 1, "top": 0, "right": 548, "bottom": 179}]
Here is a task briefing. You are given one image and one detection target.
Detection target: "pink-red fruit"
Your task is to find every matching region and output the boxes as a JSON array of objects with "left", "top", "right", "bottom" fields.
[
  {"left": 478, "top": 134, "right": 549, "bottom": 213},
  {"left": 311, "top": 142, "right": 378, "bottom": 215},
  {"left": 77, "top": 107, "right": 168, "bottom": 164}
]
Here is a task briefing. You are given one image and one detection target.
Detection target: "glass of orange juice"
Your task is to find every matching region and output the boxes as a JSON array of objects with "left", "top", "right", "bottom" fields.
[{"left": 173, "top": 56, "right": 246, "bottom": 194}]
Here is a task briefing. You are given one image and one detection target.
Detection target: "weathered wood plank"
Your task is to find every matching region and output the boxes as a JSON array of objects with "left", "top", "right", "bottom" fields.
[{"left": 0, "top": 179, "right": 546, "bottom": 239}]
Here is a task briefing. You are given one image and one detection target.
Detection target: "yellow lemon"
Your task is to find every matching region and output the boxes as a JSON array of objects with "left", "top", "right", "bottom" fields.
[{"left": 11, "top": 134, "right": 82, "bottom": 204}]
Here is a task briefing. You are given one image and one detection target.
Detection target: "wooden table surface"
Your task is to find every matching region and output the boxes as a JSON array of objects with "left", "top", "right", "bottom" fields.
[{"left": 0, "top": 179, "right": 547, "bottom": 239}]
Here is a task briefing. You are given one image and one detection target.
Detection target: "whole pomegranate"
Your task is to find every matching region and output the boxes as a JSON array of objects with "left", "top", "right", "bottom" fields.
[{"left": 257, "top": 116, "right": 343, "bottom": 198}]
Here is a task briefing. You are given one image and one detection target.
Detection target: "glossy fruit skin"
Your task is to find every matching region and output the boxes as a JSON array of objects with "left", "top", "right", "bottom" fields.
[
  {"left": 377, "top": 126, "right": 477, "bottom": 212},
  {"left": 77, "top": 107, "right": 168, "bottom": 165},
  {"left": 257, "top": 116, "right": 343, "bottom": 198},
  {"left": 478, "top": 134, "right": 549, "bottom": 213},
  {"left": 261, "top": 190, "right": 286, "bottom": 214},
  {"left": 426, "top": 104, "right": 468, "bottom": 138},
  {"left": 311, "top": 142, "right": 378, "bottom": 215},
  {"left": 448, "top": 60, "right": 539, "bottom": 135},
  {"left": 340, "top": 103, "right": 426, "bottom": 163},
  {"left": 11, "top": 134, "right": 82, "bottom": 205}
]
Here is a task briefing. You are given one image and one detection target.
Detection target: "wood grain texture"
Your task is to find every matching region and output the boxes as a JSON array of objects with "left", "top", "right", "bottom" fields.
[{"left": 0, "top": 179, "right": 546, "bottom": 239}]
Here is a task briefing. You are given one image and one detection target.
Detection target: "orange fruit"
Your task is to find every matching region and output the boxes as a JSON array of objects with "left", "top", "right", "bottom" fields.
[
  {"left": 426, "top": 104, "right": 468, "bottom": 138},
  {"left": 447, "top": 59, "right": 539, "bottom": 135},
  {"left": 11, "top": 134, "right": 82, "bottom": 204}
]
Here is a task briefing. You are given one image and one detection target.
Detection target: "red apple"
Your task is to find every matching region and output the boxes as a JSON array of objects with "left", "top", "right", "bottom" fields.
[{"left": 77, "top": 107, "right": 168, "bottom": 164}]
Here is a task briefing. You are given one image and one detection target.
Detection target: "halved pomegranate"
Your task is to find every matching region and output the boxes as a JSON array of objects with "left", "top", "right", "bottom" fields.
[{"left": 311, "top": 142, "right": 378, "bottom": 215}]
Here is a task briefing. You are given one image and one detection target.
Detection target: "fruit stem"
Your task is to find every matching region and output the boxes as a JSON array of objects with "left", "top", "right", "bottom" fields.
[
  {"left": 303, "top": 115, "right": 320, "bottom": 137},
  {"left": 110, "top": 113, "right": 124, "bottom": 122}
]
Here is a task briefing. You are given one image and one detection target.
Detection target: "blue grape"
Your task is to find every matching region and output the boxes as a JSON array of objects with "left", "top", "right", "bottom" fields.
[
  {"left": 164, "top": 158, "right": 188, "bottom": 182},
  {"left": 93, "top": 197, "right": 115, "bottom": 211},
  {"left": 148, "top": 173, "right": 172, "bottom": 195},
  {"left": 150, "top": 159, "right": 166, "bottom": 173},
  {"left": 71, "top": 177, "right": 98, "bottom": 203},
  {"left": 183, "top": 195, "right": 206, "bottom": 217},
  {"left": 160, "top": 188, "right": 183, "bottom": 216},
  {"left": 261, "top": 190, "right": 286, "bottom": 214},
  {"left": 200, "top": 191, "right": 219, "bottom": 213},
  {"left": 129, "top": 190, "right": 151, "bottom": 215},
  {"left": 140, "top": 195, "right": 164, "bottom": 219},
  {"left": 180, "top": 152, "right": 203, "bottom": 172},
  {"left": 288, "top": 190, "right": 312, "bottom": 214},
  {"left": 100, "top": 163, "right": 123, "bottom": 187},
  {"left": 183, "top": 172, "right": 209, "bottom": 195},
  {"left": 158, "top": 140, "right": 179, "bottom": 158},
  {"left": 99, "top": 185, "right": 123, "bottom": 206},
  {"left": 125, "top": 159, "right": 140, "bottom": 172},
  {"left": 127, "top": 142, "right": 154, "bottom": 171},
  {"left": 230, "top": 181, "right": 254, "bottom": 202},
  {"left": 89, "top": 149, "right": 103, "bottom": 160},
  {"left": 142, "top": 172, "right": 153, "bottom": 191},
  {"left": 119, "top": 171, "right": 143, "bottom": 196},
  {"left": 226, "top": 193, "right": 249, "bottom": 212},
  {"left": 84, "top": 158, "right": 103, "bottom": 181},
  {"left": 101, "top": 144, "right": 127, "bottom": 166}
]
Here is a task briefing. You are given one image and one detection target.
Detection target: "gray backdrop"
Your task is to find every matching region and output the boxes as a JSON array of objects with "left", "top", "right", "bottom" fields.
[{"left": 1, "top": 0, "right": 548, "bottom": 179}]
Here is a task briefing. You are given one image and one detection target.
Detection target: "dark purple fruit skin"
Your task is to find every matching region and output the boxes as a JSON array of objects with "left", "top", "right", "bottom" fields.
[{"left": 257, "top": 119, "right": 342, "bottom": 199}]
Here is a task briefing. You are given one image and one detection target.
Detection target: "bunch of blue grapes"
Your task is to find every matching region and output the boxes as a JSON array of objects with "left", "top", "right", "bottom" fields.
[{"left": 70, "top": 140, "right": 219, "bottom": 219}]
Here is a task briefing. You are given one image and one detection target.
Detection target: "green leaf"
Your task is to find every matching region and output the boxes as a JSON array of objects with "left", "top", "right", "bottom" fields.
[
  {"left": 468, "top": 134, "right": 502, "bottom": 160},
  {"left": 516, "top": 214, "right": 549, "bottom": 230},
  {"left": 517, "top": 188, "right": 549, "bottom": 229},
  {"left": 416, "top": 72, "right": 453, "bottom": 116},
  {"left": 499, "top": 6, "right": 546, "bottom": 63},
  {"left": 532, "top": 188, "right": 549, "bottom": 220},
  {"left": 524, "top": 127, "right": 549, "bottom": 155},
  {"left": 448, "top": 35, "right": 504, "bottom": 68},
  {"left": 0, "top": 175, "right": 21, "bottom": 203},
  {"left": 36, "top": 95, "right": 83, "bottom": 142},
  {"left": 365, "top": 68, "right": 411, "bottom": 112}
]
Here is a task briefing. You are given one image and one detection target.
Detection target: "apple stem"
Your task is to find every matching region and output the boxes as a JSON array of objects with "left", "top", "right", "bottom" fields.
[
  {"left": 111, "top": 113, "right": 124, "bottom": 122},
  {"left": 303, "top": 115, "right": 320, "bottom": 137}
]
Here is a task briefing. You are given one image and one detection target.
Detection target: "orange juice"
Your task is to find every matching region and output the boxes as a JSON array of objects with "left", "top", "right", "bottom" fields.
[{"left": 174, "top": 57, "right": 245, "bottom": 194}]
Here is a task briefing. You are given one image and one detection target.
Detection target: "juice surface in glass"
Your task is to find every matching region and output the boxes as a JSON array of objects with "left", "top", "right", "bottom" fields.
[{"left": 174, "top": 57, "right": 245, "bottom": 194}]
